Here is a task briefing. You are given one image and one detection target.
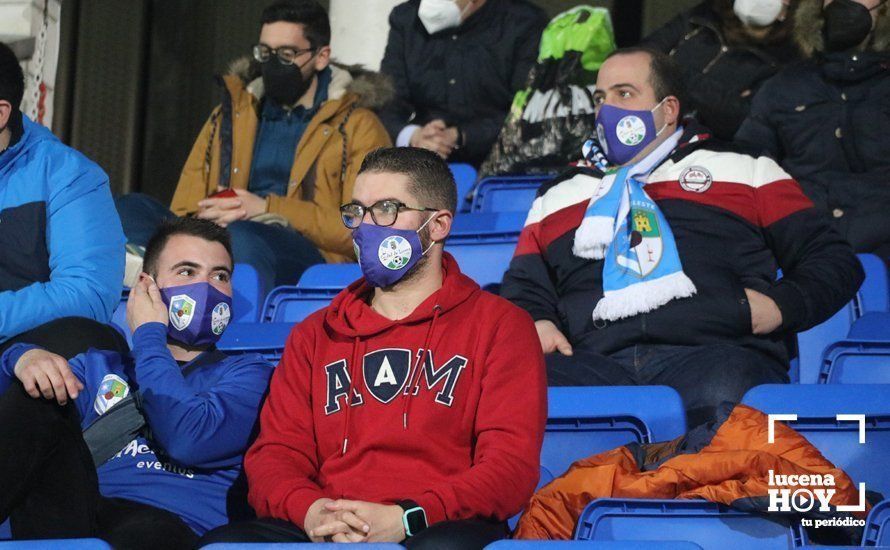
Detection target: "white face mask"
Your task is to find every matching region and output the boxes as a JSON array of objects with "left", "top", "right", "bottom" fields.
[
  {"left": 418, "top": 0, "right": 470, "bottom": 34},
  {"left": 733, "top": 0, "right": 784, "bottom": 27}
]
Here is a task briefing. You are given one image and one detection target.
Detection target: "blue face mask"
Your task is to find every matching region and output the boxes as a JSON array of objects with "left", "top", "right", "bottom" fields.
[
  {"left": 595, "top": 98, "right": 667, "bottom": 166},
  {"left": 159, "top": 282, "right": 232, "bottom": 347},
  {"left": 352, "top": 216, "right": 435, "bottom": 288}
]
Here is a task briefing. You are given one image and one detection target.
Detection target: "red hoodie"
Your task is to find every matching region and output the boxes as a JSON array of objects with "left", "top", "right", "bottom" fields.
[{"left": 245, "top": 253, "right": 546, "bottom": 529}]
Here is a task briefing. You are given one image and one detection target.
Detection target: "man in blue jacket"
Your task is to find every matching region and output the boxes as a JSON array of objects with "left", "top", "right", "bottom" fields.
[
  {"left": 0, "top": 217, "right": 274, "bottom": 549},
  {"left": 0, "top": 42, "right": 125, "bottom": 356}
]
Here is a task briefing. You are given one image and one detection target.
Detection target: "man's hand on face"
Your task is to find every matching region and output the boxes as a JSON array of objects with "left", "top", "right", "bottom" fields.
[
  {"left": 13, "top": 349, "right": 83, "bottom": 405},
  {"left": 410, "top": 119, "right": 455, "bottom": 159},
  {"left": 196, "top": 196, "right": 247, "bottom": 227},
  {"left": 127, "top": 275, "right": 169, "bottom": 333},
  {"left": 745, "top": 288, "right": 783, "bottom": 335},
  {"left": 535, "top": 320, "right": 574, "bottom": 356},
  {"left": 304, "top": 498, "right": 370, "bottom": 543}
]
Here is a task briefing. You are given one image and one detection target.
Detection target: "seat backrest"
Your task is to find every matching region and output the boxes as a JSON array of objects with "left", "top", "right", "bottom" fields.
[
  {"left": 742, "top": 384, "right": 890, "bottom": 499},
  {"left": 863, "top": 499, "right": 890, "bottom": 547},
  {"left": 575, "top": 499, "right": 806, "bottom": 548},
  {"left": 857, "top": 253, "right": 889, "bottom": 314},
  {"left": 297, "top": 263, "right": 361, "bottom": 290},
  {"left": 231, "top": 263, "right": 263, "bottom": 323},
  {"left": 797, "top": 301, "right": 857, "bottom": 384},
  {"left": 216, "top": 322, "right": 293, "bottom": 363},
  {"left": 542, "top": 387, "right": 687, "bottom": 483},
  {"left": 449, "top": 163, "right": 478, "bottom": 208},
  {"left": 261, "top": 287, "right": 336, "bottom": 323},
  {"left": 470, "top": 176, "right": 550, "bottom": 213}
]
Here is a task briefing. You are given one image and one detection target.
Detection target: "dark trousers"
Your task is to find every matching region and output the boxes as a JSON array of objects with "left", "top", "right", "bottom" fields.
[
  {"left": 547, "top": 344, "right": 789, "bottom": 428},
  {"left": 0, "top": 381, "right": 197, "bottom": 549},
  {"left": 115, "top": 193, "right": 325, "bottom": 291},
  {"left": 198, "top": 517, "right": 508, "bottom": 549},
  {"left": 0, "top": 317, "right": 128, "bottom": 359}
]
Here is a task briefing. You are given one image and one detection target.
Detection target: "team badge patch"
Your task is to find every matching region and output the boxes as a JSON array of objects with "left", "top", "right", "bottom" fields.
[
  {"left": 679, "top": 166, "right": 713, "bottom": 193},
  {"left": 616, "top": 206, "right": 663, "bottom": 278},
  {"left": 378, "top": 236, "right": 412, "bottom": 270},
  {"left": 169, "top": 294, "right": 196, "bottom": 331},
  {"left": 363, "top": 349, "right": 411, "bottom": 404},
  {"left": 616, "top": 115, "right": 647, "bottom": 146},
  {"left": 211, "top": 302, "right": 231, "bottom": 335},
  {"left": 94, "top": 374, "right": 130, "bottom": 415}
]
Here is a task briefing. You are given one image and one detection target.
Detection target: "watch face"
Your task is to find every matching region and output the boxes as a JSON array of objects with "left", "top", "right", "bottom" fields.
[{"left": 405, "top": 507, "right": 428, "bottom": 536}]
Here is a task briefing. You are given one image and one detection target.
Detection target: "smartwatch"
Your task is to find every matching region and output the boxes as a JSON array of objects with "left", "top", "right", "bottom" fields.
[{"left": 397, "top": 500, "right": 428, "bottom": 538}]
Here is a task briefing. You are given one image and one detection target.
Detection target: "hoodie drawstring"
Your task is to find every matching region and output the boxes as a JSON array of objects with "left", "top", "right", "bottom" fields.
[
  {"left": 402, "top": 305, "right": 442, "bottom": 430},
  {"left": 340, "top": 336, "right": 362, "bottom": 456}
]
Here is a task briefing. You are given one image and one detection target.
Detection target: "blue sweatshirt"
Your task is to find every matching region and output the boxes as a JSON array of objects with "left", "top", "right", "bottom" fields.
[
  {"left": 0, "top": 322, "right": 274, "bottom": 534},
  {"left": 0, "top": 111, "right": 125, "bottom": 342}
]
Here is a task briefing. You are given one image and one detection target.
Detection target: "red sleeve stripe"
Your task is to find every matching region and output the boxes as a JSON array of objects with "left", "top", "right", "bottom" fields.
[{"left": 646, "top": 178, "right": 813, "bottom": 228}]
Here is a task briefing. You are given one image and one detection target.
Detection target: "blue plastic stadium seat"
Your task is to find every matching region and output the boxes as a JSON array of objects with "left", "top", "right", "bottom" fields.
[
  {"left": 863, "top": 499, "right": 890, "bottom": 546},
  {"left": 856, "top": 254, "right": 889, "bottom": 314},
  {"left": 449, "top": 163, "right": 478, "bottom": 210},
  {"left": 542, "top": 387, "right": 687, "bottom": 485},
  {"left": 0, "top": 521, "right": 7, "bottom": 541},
  {"left": 470, "top": 175, "right": 553, "bottom": 214},
  {"left": 0, "top": 540, "right": 111, "bottom": 549},
  {"left": 202, "top": 544, "right": 404, "bottom": 549},
  {"left": 110, "top": 289, "right": 131, "bottom": 344},
  {"left": 231, "top": 263, "right": 263, "bottom": 323},
  {"left": 217, "top": 322, "right": 293, "bottom": 363},
  {"left": 296, "top": 263, "right": 361, "bottom": 290},
  {"left": 486, "top": 541, "right": 702, "bottom": 549},
  {"left": 448, "top": 212, "right": 524, "bottom": 291},
  {"left": 742, "top": 384, "right": 890, "bottom": 499},
  {"left": 818, "top": 312, "right": 890, "bottom": 384},
  {"left": 575, "top": 499, "right": 807, "bottom": 548},
  {"left": 261, "top": 287, "right": 336, "bottom": 323}
]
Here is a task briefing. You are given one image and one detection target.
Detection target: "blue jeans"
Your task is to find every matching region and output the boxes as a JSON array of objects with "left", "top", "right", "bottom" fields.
[
  {"left": 546, "top": 343, "right": 789, "bottom": 428},
  {"left": 115, "top": 193, "right": 324, "bottom": 292}
]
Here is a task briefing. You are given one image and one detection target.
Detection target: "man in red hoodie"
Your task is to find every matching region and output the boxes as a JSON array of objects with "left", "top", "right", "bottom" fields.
[{"left": 198, "top": 147, "right": 546, "bottom": 548}]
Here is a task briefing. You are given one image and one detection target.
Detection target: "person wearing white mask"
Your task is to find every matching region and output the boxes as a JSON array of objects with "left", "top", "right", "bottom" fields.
[
  {"left": 378, "top": 0, "right": 548, "bottom": 167},
  {"left": 642, "top": 0, "right": 801, "bottom": 140}
]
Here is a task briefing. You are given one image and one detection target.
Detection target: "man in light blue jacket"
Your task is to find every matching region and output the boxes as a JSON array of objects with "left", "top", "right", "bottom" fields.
[{"left": 0, "top": 42, "right": 125, "bottom": 356}]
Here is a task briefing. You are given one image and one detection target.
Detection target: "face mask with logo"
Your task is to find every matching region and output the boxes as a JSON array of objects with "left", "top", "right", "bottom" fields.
[
  {"left": 418, "top": 0, "right": 471, "bottom": 34},
  {"left": 823, "top": 0, "right": 884, "bottom": 52},
  {"left": 159, "top": 282, "right": 232, "bottom": 347},
  {"left": 595, "top": 98, "right": 668, "bottom": 166},
  {"left": 261, "top": 59, "right": 315, "bottom": 107},
  {"left": 353, "top": 216, "right": 435, "bottom": 288},
  {"left": 733, "top": 0, "right": 784, "bottom": 27}
]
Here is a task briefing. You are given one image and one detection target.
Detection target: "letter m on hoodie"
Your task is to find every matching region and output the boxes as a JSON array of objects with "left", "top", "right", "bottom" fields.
[{"left": 413, "top": 351, "right": 468, "bottom": 406}]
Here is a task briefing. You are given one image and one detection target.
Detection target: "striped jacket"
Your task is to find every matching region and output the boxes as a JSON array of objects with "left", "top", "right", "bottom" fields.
[{"left": 501, "top": 125, "right": 863, "bottom": 364}]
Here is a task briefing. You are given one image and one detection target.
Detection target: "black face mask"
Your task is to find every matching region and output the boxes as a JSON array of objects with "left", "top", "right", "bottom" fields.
[
  {"left": 261, "top": 60, "right": 314, "bottom": 107},
  {"left": 823, "top": 0, "right": 884, "bottom": 52}
]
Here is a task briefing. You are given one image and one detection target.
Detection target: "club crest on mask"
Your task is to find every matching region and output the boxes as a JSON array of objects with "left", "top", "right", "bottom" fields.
[
  {"left": 211, "top": 302, "right": 231, "bottom": 336},
  {"left": 169, "top": 294, "right": 196, "bottom": 331},
  {"left": 616, "top": 115, "right": 647, "bottom": 146},
  {"left": 378, "top": 235, "right": 413, "bottom": 270}
]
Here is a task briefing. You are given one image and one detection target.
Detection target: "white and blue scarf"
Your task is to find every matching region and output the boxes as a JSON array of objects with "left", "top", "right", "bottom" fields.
[{"left": 573, "top": 129, "right": 696, "bottom": 321}]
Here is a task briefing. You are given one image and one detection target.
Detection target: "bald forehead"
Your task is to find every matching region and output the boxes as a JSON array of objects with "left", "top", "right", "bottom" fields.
[{"left": 597, "top": 51, "right": 653, "bottom": 90}]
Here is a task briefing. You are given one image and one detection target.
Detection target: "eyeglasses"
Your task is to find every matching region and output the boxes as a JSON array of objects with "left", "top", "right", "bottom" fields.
[
  {"left": 252, "top": 44, "right": 316, "bottom": 66},
  {"left": 339, "top": 200, "right": 438, "bottom": 229}
]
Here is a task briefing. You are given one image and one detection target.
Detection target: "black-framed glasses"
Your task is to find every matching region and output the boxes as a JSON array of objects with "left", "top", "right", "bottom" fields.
[
  {"left": 340, "top": 200, "right": 438, "bottom": 229},
  {"left": 252, "top": 44, "right": 317, "bottom": 65}
]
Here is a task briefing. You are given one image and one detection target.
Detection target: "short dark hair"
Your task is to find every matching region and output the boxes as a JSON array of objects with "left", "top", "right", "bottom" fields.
[
  {"left": 0, "top": 42, "right": 25, "bottom": 109},
  {"left": 604, "top": 47, "right": 690, "bottom": 121},
  {"left": 358, "top": 147, "right": 458, "bottom": 214},
  {"left": 261, "top": 0, "right": 331, "bottom": 49},
  {"left": 142, "top": 218, "right": 233, "bottom": 278}
]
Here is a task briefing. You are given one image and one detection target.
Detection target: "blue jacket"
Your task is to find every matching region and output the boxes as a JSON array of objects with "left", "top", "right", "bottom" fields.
[
  {"left": 0, "top": 111, "right": 125, "bottom": 342},
  {"left": 0, "top": 323, "right": 275, "bottom": 534}
]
